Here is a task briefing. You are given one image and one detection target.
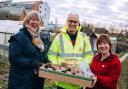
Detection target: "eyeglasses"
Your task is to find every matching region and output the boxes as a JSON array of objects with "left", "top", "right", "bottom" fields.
[{"left": 68, "top": 20, "right": 78, "bottom": 24}]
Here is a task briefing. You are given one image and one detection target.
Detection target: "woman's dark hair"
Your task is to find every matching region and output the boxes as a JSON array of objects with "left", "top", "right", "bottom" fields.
[{"left": 96, "top": 34, "right": 112, "bottom": 53}]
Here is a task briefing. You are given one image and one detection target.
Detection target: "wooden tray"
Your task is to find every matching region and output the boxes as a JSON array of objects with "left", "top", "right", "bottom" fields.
[{"left": 39, "top": 67, "right": 93, "bottom": 87}]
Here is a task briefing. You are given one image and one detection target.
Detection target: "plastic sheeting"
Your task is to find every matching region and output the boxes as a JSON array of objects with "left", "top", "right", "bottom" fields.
[{"left": 0, "top": 20, "right": 22, "bottom": 34}]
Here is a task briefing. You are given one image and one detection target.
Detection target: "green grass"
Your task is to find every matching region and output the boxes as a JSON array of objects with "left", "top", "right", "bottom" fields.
[
  {"left": 0, "top": 80, "right": 7, "bottom": 89},
  {"left": 0, "top": 63, "right": 9, "bottom": 75},
  {"left": 118, "top": 51, "right": 126, "bottom": 57},
  {"left": 0, "top": 63, "right": 9, "bottom": 89},
  {"left": 118, "top": 59, "right": 128, "bottom": 89},
  {"left": 117, "top": 51, "right": 128, "bottom": 89}
]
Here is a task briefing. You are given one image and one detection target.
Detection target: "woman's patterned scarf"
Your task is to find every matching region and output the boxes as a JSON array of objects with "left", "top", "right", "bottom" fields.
[{"left": 27, "top": 26, "right": 44, "bottom": 52}]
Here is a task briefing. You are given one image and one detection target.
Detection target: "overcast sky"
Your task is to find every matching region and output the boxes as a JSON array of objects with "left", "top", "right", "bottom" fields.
[{"left": 3, "top": 0, "right": 128, "bottom": 28}]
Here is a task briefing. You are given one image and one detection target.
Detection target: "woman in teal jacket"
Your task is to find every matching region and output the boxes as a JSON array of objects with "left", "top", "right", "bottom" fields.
[{"left": 8, "top": 11, "right": 48, "bottom": 89}]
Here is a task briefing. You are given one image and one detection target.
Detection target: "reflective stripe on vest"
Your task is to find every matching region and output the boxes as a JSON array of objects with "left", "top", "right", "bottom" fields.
[
  {"left": 48, "top": 33, "right": 93, "bottom": 58},
  {"left": 48, "top": 49, "right": 93, "bottom": 58},
  {"left": 59, "top": 34, "right": 65, "bottom": 54},
  {"left": 82, "top": 33, "right": 86, "bottom": 52}
]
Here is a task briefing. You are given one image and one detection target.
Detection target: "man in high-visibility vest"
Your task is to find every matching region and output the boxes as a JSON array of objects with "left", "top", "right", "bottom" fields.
[{"left": 48, "top": 13, "right": 94, "bottom": 89}]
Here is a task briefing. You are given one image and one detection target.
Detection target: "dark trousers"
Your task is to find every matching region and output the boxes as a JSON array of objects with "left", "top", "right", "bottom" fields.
[{"left": 33, "top": 74, "right": 44, "bottom": 89}]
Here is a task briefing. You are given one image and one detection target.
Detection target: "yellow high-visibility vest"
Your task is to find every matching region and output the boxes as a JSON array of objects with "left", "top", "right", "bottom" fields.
[{"left": 47, "top": 26, "right": 93, "bottom": 89}]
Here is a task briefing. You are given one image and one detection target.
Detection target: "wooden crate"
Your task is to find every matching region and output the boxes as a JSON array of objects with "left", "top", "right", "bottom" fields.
[{"left": 39, "top": 68, "right": 93, "bottom": 87}]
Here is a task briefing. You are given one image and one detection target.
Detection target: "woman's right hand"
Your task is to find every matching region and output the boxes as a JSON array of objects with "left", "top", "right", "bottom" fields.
[{"left": 34, "top": 62, "right": 43, "bottom": 74}]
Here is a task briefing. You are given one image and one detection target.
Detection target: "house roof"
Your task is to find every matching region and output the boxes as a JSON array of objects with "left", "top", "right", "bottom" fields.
[
  {"left": 0, "top": 6, "right": 27, "bottom": 16},
  {"left": 81, "top": 27, "right": 109, "bottom": 36},
  {"left": 94, "top": 27, "right": 109, "bottom": 34}
]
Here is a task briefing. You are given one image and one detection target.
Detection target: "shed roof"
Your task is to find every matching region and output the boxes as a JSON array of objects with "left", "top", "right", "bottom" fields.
[{"left": 0, "top": 6, "right": 27, "bottom": 16}]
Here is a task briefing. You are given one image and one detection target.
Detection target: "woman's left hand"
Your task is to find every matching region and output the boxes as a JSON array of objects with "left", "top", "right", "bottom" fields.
[
  {"left": 88, "top": 76, "right": 97, "bottom": 88},
  {"left": 92, "top": 76, "right": 97, "bottom": 88}
]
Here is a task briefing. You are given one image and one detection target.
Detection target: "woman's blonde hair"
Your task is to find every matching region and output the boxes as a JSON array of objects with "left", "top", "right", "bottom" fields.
[
  {"left": 23, "top": 10, "right": 43, "bottom": 27},
  {"left": 96, "top": 34, "right": 112, "bottom": 53}
]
